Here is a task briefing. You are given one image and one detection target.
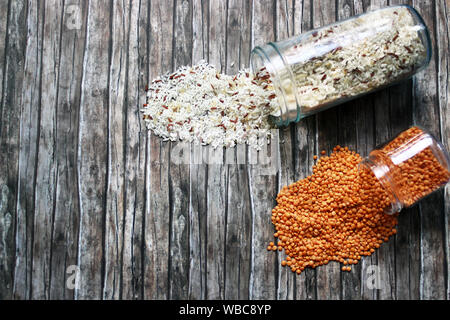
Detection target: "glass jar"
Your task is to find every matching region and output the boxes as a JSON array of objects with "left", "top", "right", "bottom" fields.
[
  {"left": 250, "top": 5, "right": 432, "bottom": 126},
  {"left": 359, "top": 126, "right": 450, "bottom": 214}
]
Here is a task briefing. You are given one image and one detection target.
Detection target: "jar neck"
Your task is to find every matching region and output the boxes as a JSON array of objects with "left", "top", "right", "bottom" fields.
[
  {"left": 250, "top": 44, "right": 300, "bottom": 127},
  {"left": 359, "top": 153, "right": 403, "bottom": 214}
]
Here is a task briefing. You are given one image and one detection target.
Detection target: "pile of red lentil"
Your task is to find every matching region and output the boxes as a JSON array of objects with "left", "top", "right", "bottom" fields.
[{"left": 268, "top": 146, "right": 398, "bottom": 273}]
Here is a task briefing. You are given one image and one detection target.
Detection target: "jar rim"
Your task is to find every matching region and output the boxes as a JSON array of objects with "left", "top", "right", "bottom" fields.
[
  {"left": 250, "top": 45, "right": 300, "bottom": 127},
  {"left": 359, "top": 156, "right": 402, "bottom": 215}
]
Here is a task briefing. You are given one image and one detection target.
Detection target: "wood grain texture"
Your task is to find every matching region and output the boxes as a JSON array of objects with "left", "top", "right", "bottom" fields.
[
  {"left": 434, "top": 0, "right": 450, "bottom": 300},
  {"left": 274, "top": 0, "right": 298, "bottom": 301},
  {"left": 205, "top": 0, "right": 227, "bottom": 300},
  {"left": 75, "top": 0, "right": 111, "bottom": 300},
  {"left": 144, "top": 0, "right": 172, "bottom": 300},
  {"left": 48, "top": 0, "right": 87, "bottom": 300},
  {"left": 0, "top": 0, "right": 449, "bottom": 300},
  {"left": 223, "top": 0, "right": 252, "bottom": 300},
  {"left": 118, "top": 0, "right": 147, "bottom": 300},
  {"left": 32, "top": 0, "right": 62, "bottom": 300},
  {"left": 293, "top": 0, "right": 317, "bottom": 301},
  {"left": 388, "top": 0, "right": 419, "bottom": 302},
  {"left": 188, "top": 0, "right": 208, "bottom": 301},
  {"left": 356, "top": 0, "right": 387, "bottom": 303},
  {"left": 3, "top": 0, "right": 29, "bottom": 300},
  {"left": 248, "top": 0, "right": 278, "bottom": 300},
  {"left": 412, "top": 0, "right": 446, "bottom": 300},
  {"left": 314, "top": 0, "right": 341, "bottom": 301},
  {"left": 0, "top": 0, "right": 9, "bottom": 124},
  {"left": 168, "top": 0, "right": 192, "bottom": 300}
]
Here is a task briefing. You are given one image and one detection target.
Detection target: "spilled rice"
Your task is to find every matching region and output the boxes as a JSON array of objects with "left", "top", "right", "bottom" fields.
[{"left": 142, "top": 61, "right": 278, "bottom": 150}]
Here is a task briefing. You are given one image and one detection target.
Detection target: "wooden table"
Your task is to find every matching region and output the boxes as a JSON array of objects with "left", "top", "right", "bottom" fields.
[{"left": 0, "top": 0, "right": 448, "bottom": 300}]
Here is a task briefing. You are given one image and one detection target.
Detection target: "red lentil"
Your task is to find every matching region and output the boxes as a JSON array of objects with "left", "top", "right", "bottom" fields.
[{"left": 269, "top": 146, "right": 398, "bottom": 274}]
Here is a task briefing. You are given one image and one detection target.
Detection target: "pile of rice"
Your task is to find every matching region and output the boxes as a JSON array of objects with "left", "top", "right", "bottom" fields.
[{"left": 142, "top": 61, "right": 279, "bottom": 149}]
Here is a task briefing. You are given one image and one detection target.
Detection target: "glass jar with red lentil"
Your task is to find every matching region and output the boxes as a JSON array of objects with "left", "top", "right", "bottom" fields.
[{"left": 359, "top": 126, "right": 450, "bottom": 214}]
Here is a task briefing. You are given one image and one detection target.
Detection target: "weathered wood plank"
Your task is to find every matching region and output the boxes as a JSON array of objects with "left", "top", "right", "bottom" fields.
[
  {"left": 224, "top": 156, "right": 252, "bottom": 299},
  {"left": 344, "top": 0, "right": 379, "bottom": 301},
  {"left": 381, "top": 0, "right": 421, "bottom": 303},
  {"left": 293, "top": 0, "right": 317, "bottom": 301},
  {"left": 293, "top": 120, "right": 318, "bottom": 301},
  {"left": 384, "top": 0, "right": 420, "bottom": 301},
  {"left": 144, "top": 0, "right": 173, "bottom": 300},
  {"left": 288, "top": 0, "right": 311, "bottom": 301},
  {"left": 312, "top": 0, "right": 341, "bottom": 301},
  {"left": 168, "top": 0, "right": 192, "bottom": 300},
  {"left": 274, "top": 0, "right": 298, "bottom": 301},
  {"left": 32, "top": 0, "right": 62, "bottom": 300},
  {"left": 188, "top": 156, "right": 207, "bottom": 300},
  {"left": 188, "top": 0, "right": 208, "bottom": 300},
  {"left": 120, "top": 0, "right": 148, "bottom": 300},
  {"left": 0, "top": 0, "right": 9, "bottom": 118},
  {"left": 335, "top": 0, "right": 363, "bottom": 300},
  {"left": 412, "top": 0, "right": 446, "bottom": 300},
  {"left": 204, "top": 0, "right": 227, "bottom": 300},
  {"left": 372, "top": 86, "right": 398, "bottom": 300},
  {"left": 356, "top": 90, "right": 378, "bottom": 300},
  {"left": 356, "top": 0, "right": 385, "bottom": 302},
  {"left": 7, "top": 0, "right": 32, "bottom": 300},
  {"left": 168, "top": 0, "right": 193, "bottom": 300},
  {"left": 192, "top": 0, "right": 207, "bottom": 64},
  {"left": 365, "top": 0, "right": 395, "bottom": 301},
  {"left": 49, "top": 0, "right": 87, "bottom": 300},
  {"left": 223, "top": 0, "right": 252, "bottom": 300},
  {"left": 372, "top": 0, "right": 415, "bottom": 301},
  {"left": 434, "top": 0, "right": 450, "bottom": 301},
  {"left": 248, "top": 0, "right": 278, "bottom": 300},
  {"left": 337, "top": 0, "right": 390, "bottom": 301},
  {"left": 145, "top": 137, "right": 171, "bottom": 298},
  {"left": 226, "top": 0, "right": 252, "bottom": 71},
  {"left": 205, "top": 146, "right": 227, "bottom": 300},
  {"left": 103, "top": 0, "right": 129, "bottom": 300},
  {"left": 167, "top": 144, "right": 191, "bottom": 300},
  {"left": 75, "top": 0, "right": 111, "bottom": 300}
]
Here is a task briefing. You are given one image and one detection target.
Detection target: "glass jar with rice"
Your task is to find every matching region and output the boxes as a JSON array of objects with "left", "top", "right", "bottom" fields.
[{"left": 250, "top": 5, "right": 432, "bottom": 126}]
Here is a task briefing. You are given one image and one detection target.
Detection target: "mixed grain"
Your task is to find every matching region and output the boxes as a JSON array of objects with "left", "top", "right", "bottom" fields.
[
  {"left": 287, "top": 6, "right": 428, "bottom": 116},
  {"left": 142, "top": 61, "right": 278, "bottom": 149}
]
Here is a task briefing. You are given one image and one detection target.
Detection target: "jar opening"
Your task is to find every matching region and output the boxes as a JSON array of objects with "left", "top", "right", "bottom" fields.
[
  {"left": 359, "top": 156, "right": 402, "bottom": 215},
  {"left": 250, "top": 45, "right": 300, "bottom": 127}
]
